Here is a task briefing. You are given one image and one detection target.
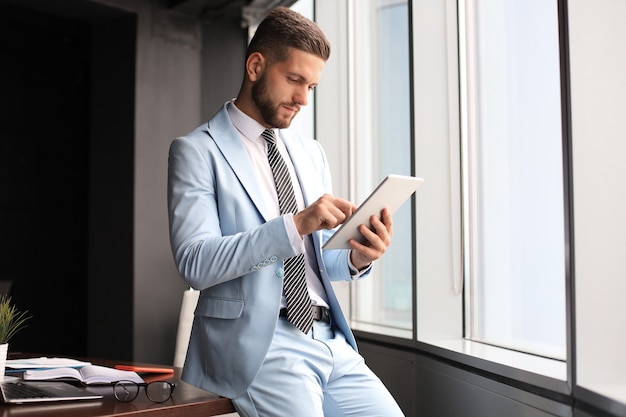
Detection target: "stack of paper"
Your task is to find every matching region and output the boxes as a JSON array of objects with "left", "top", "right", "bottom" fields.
[
  {"left": 6, "top": 357, "right": 144, "bottom": 385},
  {"left": 6, "top": 357, "right": 92, "bottom": 370},
  {"left": 23, "top": 365, "right": 144, "bottom": 385}
]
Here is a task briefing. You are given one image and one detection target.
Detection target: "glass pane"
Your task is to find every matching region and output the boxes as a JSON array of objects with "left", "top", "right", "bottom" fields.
[
  {"left": 462, "top": 0, "right": 566, "bottom": 359},
  {"left": 351, "top": 0, "right": 412, "bottom": 338}
]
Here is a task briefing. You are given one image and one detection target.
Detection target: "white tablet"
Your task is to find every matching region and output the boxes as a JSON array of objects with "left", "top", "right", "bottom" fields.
[{"left": 322, "top": 174, "right": 424, "bottom": 250}]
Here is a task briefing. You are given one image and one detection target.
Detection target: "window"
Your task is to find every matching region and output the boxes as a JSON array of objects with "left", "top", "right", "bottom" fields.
[
  {"left": 460, "top": 0, "right": 566, "bottom": 360},
  {"left": 317, "top": 0, "right": 569, "bottom": 389},
  {"left": 348, "top": 0, "right": 413, "bottom": 338}
]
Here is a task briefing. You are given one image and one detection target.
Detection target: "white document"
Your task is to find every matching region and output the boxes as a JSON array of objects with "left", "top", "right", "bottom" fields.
[
  {"left": 5, "top": 357, "right": 92, "bottom": 369},
  {"left": 23, "top": 365, "right": 144, "bottom": 385},
  {"left": 323, "top": 174, "right": 424, "bottom": 250}
]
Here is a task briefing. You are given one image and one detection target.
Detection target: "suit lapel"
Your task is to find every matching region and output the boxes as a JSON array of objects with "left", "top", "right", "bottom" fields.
[
  {"left": 206, "top": 106, "right": 324, "bottom": 228},
  {"left": 206, "top": 106, "right": 275, "bottom": 222}
]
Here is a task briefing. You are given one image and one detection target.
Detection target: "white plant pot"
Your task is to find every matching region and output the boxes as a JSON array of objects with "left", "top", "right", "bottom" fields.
[{"left": 0, "top": 343, "right": 7, "bottom": 380}]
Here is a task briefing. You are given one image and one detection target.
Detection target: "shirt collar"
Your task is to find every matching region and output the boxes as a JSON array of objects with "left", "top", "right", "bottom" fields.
[{"left": 227, "top": 99, "right": 271, "bottom": 142}]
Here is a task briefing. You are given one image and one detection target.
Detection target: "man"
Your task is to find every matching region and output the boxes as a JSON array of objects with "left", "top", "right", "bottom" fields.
[{"left": 167, "top": 7, "right": 404, "bottom": 417}]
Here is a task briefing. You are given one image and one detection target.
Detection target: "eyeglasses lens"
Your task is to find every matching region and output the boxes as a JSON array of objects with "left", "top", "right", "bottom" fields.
[
  {"left": 114, "top": 381, "right": 139, "bottom": 402},
  {"left": 146, "top": 381, "right": 174, "bottom": 403}
]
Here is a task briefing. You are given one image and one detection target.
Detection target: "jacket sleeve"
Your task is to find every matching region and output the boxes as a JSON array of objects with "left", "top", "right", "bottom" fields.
[{"left": 167, "top": 135, "right": 298, "bottom": 290}]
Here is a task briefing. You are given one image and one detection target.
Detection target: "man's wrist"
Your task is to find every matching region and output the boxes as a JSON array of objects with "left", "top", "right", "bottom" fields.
[{"left": 348, "top": 252, "right": 372, "bottom": 276}]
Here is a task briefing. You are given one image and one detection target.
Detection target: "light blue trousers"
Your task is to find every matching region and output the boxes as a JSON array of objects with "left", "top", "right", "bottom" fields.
[{"left": 232, "top": 318, "right": 405, "bottom": 417}]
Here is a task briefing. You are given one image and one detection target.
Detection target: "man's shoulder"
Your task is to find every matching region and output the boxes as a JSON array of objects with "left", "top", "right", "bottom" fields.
[
  {"left": 180, "top": 122, "right": 209, "bottom": 139},
  {"left": 177, "top": 105, "right": 232, "bottom": 143}
]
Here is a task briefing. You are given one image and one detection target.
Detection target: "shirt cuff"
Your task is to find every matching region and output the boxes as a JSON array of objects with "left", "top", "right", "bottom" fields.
[
  {"left": 348, "top": 252, "right": 372, "bottom": 278},
  {"left": 284, "top": 213, "right": 305, "bottom": 253}
]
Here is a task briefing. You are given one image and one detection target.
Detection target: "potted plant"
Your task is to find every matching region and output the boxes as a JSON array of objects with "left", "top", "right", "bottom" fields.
[{"left": 0, "top": 295, "right": 32, "bottom": 378}]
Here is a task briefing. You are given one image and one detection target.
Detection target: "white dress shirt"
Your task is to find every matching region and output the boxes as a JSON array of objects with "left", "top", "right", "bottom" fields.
[{"left": 227, "top": 100, "right": 331, "bottom": 308}]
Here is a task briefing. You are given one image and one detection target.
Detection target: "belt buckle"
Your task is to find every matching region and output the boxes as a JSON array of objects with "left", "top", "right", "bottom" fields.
[
  {"left": 311, "top": 306, "right": 330, "bottom": 323},
  {"left": 281, "top": 306, "right": 330, "bottom": 323}
]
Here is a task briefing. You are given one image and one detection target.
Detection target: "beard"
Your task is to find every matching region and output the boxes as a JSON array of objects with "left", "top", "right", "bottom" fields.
[{"left": 251, "top": 73, "right": 299, "bottom": 129}]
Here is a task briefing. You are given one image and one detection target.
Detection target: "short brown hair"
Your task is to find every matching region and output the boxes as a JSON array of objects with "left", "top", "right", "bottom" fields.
[{"left": 247, "top": 7, "right": 331, "bottom": 64}]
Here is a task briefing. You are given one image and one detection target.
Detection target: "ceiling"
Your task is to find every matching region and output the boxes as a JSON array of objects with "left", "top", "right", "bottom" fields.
[
  {"left": 0, "top": 0, "right": 298, "bottom": 27},
  {"left": 167, "top": 0, "right": 297, "bottom": 25}
]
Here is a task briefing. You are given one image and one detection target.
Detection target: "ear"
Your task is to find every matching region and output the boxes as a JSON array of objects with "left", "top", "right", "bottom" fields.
[{"left": 246, "top": 52, "right": 265, "bottom": 82}]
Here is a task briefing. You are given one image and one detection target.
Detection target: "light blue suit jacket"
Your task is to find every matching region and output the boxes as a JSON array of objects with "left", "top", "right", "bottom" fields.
[{"left": 167, "top": 103, "right": 364, "bottom": 399}]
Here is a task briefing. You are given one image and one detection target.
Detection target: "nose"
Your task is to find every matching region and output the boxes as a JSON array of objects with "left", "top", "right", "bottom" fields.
[{"left": 293, "top": 86, "right": 309, "bottom": 106}]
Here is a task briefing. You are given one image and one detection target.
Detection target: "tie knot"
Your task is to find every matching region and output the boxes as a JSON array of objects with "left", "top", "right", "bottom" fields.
[{"left": 262, "top": 129, "right": 276, "bottom": 145}]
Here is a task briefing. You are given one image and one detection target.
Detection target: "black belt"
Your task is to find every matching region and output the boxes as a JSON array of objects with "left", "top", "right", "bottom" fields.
[{"left": 279, "top": 305, "right": 331, "bottom": 324}]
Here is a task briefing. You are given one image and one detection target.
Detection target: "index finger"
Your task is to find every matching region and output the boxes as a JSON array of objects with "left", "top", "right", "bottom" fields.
[{"left": 333, "top": 197, "right": 357, "bottom": 218}]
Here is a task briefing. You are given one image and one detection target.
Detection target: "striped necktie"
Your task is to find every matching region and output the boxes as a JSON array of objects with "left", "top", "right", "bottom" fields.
[{"left": 262, "top": 129, "right": 313, "bottom": 334}]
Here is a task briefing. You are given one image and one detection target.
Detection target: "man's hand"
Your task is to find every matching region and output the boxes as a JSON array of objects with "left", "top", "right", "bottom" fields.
[
  {"left": 293, "top": 196, "right": 393, "bottom": 271},
  {"left": 349, "top": 208, "right": 393, "bottom": 270},
  {"left": 293, "top": 194, "right": 357, "bottom": 236}
]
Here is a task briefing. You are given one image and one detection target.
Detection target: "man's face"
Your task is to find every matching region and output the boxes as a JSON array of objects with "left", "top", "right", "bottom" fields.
[{"left": 252, "top": 48, "right": 325, "bottom": 129}]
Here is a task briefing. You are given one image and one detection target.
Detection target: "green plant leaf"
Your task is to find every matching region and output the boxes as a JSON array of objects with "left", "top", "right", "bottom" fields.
[{"left": 0, "top": 296, "right": 32, "bottom": 344}]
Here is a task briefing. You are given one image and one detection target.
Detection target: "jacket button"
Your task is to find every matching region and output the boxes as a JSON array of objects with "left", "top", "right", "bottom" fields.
[
  {"left": 276, "top": 268, "right": 284, "bottom": 278},
  {"left": 270, "top": 256, "right": 278, "bottom": 262}
]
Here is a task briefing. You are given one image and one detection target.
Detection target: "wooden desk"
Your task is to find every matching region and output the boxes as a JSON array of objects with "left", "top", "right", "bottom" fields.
[{"left": 1, "top": 357, "right": 235, "bottom": 417}]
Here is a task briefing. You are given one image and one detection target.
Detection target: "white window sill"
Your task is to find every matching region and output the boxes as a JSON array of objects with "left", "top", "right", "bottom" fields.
[{"left": 420, "top": 338, "right": 569, "bottom": 395}]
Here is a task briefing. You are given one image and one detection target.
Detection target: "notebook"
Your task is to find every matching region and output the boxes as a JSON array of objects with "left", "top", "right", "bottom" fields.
[{"left": 0, "top": 379, "right": 103, "bottom": 404}]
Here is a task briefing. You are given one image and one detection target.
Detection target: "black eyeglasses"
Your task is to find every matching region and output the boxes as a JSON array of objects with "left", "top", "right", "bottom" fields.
[{"left": 111, "top": 380, "right": 177, "bottom": 403}]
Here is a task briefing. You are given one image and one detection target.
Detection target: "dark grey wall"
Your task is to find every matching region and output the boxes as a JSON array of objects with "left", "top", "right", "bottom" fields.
[
  {"left": 201, "top": 18, "right": 247, "bottom": 119},
  {"left": 360, "top": 338, "right": 625, "bottom": 416},
  {"left": 0, "top": 0, "right": 245, "bottom": 364},
  {"left": 0, "top": 0, "right": 133, "bottom": 358},
  {"left": 87, "top": 10, "right": 136, "bottom": 360},
  {"left": 359, "top": 341, "right": 573, "bottom": 417}
]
